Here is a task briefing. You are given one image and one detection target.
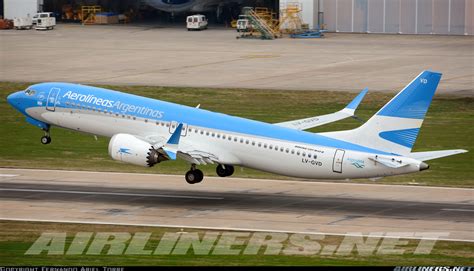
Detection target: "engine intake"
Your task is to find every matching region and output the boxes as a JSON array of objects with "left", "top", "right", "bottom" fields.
[{"left": 108, "top": 134, "right": 167, "bottom": 167}]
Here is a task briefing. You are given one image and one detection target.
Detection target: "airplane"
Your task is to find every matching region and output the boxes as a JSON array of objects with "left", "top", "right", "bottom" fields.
[
  {"left": 7, "top": 70, "right": 467, "bottom": 184},
  {"left": 144, "top": 0, "right": 247, "bottom": 16}
]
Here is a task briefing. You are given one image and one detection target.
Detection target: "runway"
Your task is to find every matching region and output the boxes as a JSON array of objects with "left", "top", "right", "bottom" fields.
[{"left": 0, "top": 168, "right": 473, "bottom": 242}]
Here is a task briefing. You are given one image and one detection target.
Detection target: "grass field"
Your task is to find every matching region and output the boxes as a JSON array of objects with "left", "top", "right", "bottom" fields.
[
  {"left": 0, "top": 220, "right": 473, "bottom": 266},
  {"left": 0, "top": 81, "right": 473, "bottom": 187}
]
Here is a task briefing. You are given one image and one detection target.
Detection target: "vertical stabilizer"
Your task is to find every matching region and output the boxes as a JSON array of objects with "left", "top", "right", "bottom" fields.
[{"left": 321, "top": 71, "right": 442, "bottom": 155}]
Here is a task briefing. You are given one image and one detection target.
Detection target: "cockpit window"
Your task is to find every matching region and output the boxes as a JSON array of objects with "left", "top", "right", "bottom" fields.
[{"left": 24, "top": 88, "right": 36, "bottom": 96}]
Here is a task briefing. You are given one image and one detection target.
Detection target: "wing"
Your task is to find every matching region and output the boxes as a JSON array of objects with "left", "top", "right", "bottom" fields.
[
  {"left": 177, "top": 146, "right": 220, "bottom": 165},
  {"left": 144, "top": 123, "right": 220, "bottom": 165},
  {"left": 274, "top": 88, "right": 368, "bottom": 130}
]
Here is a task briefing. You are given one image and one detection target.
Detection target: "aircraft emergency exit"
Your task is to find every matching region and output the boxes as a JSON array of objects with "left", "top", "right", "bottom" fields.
[{"left": 7, "top": 71, "right": 467, "bottom": 184}]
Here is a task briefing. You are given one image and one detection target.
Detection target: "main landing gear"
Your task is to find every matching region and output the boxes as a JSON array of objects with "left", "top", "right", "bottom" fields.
[
  {"left": 41, "top": 129, "right": 51, "bottom": 145},
  {"left": 184, "top": 164, "right": 235, "bottom": 184},
  {"left": 185, "top": 164, "right": 204, "bottom": 184},
  {"left": 216, "top": 164, "right": 234, "bottom": 177}
]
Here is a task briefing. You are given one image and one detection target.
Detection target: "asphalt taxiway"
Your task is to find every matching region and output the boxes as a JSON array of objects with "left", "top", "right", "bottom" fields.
[{"left": 0, "top": 168, "right": 472, "bottom": 242}]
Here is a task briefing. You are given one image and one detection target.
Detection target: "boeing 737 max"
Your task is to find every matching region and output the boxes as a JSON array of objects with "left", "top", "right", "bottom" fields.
[{"left": 7, "top": 71, "right": 467, "bottom": 184}]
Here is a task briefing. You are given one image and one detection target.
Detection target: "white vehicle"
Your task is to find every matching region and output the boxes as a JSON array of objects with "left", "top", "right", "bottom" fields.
[
  {"left": 13, "top": 16, "right": 33, "bottom": 30},
  {"left": 35, "top": 13, "right": 56, "bottom": 30},
  {"left": 32, "top": 12, "right": 54, "bottom": 25},
  {"left": 186, "top": 15, "right": 208, "bottom": 31}
]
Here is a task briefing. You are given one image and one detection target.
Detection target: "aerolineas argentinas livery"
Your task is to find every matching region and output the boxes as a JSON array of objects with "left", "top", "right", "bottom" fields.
[{"left": 7, "top": 71, "right": 467, "bottom": 184}]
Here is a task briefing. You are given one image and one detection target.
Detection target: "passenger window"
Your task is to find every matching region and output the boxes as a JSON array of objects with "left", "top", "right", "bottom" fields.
[
  {"left": 258, "top": 143, "right": 262, "bottom": 147},
  {"left": 245, "top": 140, "right": 249, "bottom": 144},
  {"left": 297, "top": 151, "right": 300, "bottom": 156},
  {"left": 302, "top": 152, "right": 306, "bottom": 157},
  {"left": 285, "top": 148, "right": 289, "bottom": 153},
  {"left": 222, "top": 135, "right": 226, "bottom": 140}
]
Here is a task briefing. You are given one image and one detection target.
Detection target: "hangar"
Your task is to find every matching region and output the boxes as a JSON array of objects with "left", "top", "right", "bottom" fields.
[{"left": 2, "top": 0, "right": 473, "bottom": 35}]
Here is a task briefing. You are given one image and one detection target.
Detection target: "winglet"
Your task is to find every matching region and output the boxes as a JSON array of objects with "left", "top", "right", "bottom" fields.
[
  {"left": 163, "top": 123, "right": 183, "bottom": 160},
  {"left": 345, "top": 87, "right": 369, "bottom": 111}
]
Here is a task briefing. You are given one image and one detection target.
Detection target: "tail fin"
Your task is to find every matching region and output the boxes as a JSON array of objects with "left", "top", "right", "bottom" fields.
[{"left": 321, "top": 71, "right": 442, "bottom": 155}]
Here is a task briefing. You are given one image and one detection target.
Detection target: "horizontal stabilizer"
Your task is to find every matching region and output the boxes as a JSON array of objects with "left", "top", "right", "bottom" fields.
[
  {"left": 407, "top": 149, "right": 468, "bottom": 161},
  {"left": 275, "top": 88, "right": 368, "bottom": 130}
]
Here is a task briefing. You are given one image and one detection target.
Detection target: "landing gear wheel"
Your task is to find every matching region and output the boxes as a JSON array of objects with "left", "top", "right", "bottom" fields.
[
  {"left": 41, "top": 136, "right": 51, "bottom": 145},
  {"left": 185, "top": 169, "right": 204, "bottom": 184},
  {"left": 225, "top": 165, "right": 234, "bottom": 176},
  {"left": 216, "top": 164, "right": 234, "bottom": 177},
  {"left": 216, "top": 164, "right": 227, "bottom": 177}
]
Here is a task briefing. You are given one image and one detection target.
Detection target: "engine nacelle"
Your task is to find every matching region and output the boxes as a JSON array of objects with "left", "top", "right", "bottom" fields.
[{"left": 108, "top": 134, "right": 166, "bottom": 167}]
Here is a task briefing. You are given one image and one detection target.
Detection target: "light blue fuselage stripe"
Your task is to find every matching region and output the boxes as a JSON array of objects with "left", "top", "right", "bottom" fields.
[{"left": 29, "top": 82, "right": 393, "bottom": 155}]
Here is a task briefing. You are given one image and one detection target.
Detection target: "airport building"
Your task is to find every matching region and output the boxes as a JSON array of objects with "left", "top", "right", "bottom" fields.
[{"left": 2, "top": 0, "right": 473, "bottom": 35}]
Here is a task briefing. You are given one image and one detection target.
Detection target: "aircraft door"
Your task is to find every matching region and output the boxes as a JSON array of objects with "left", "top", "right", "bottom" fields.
[
  {"left": 46, "top": 87, "right": 60, "bottom": 111},
  {"left": 169, "top": 121, "right": 188, "bottom": 137},
  {"left": 332, "top": 149, "right": 345, "bottom": 173}
]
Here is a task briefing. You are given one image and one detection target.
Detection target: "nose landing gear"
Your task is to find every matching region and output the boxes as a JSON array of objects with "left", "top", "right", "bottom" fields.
[{"left": 41, "top": 130, "right": 51, "bottom": 145}]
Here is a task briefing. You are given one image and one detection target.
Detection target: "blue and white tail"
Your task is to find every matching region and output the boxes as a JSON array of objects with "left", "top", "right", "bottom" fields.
[{"left": 321, "top": 71, "right": 442, "bottom": 155}]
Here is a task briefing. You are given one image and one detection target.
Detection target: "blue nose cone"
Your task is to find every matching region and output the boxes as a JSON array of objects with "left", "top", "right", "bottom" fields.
[{"left": 7, "top": 91, "right": 21, "bottom": 110}]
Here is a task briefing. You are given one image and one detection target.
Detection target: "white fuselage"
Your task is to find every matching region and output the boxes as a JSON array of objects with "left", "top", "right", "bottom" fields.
[{"left": 25, "top": 104, "right": 423, "bottom": 180}]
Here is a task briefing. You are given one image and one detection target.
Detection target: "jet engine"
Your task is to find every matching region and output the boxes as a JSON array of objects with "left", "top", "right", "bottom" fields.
[{"left": 108, "top": 134, "right": 167, "bottom": 167}]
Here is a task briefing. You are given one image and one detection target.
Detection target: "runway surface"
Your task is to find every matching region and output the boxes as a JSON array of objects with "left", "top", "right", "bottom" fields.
[{"left": 0, "top": 168, "right": 473, "bottom": 242}]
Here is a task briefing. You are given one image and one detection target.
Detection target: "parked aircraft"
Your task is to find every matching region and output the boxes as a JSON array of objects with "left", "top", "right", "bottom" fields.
[
  {"left": 7, "top": 71, "right": 467, "bottom": 184},
  {"left": 144, "top": 0, "right": 246, "bottom": 16}
]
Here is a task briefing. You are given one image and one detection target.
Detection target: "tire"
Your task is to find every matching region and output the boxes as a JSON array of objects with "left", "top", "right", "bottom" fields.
[
  {"left": 41, "top": 136, "right": 51, "bottom": 145},
  {"left": 194, "top": 169, "right": 203, "bottom": 182},
  {"left": 225, "top": 165, "right": 234, "bottom": 177},
  {"left": 216, "top": 165, "right": 234, "bottom": 177},
  {"left": 185, "top": 169, "right": 203, "bottom": 184},
  {"left": 216, "top": 165, "right": 227, "bottom": 177}
]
